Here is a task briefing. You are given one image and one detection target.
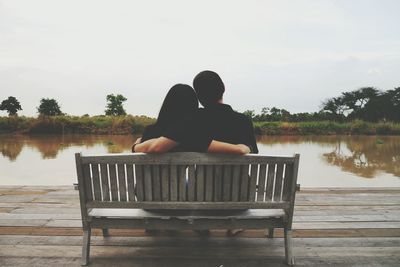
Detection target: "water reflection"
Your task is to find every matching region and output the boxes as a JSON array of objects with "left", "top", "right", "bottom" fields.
[
  {"left": 0, "top": 134, "right": 137, "bottom": 161},
  {"left": 322, "top": 137, "right": 400, "bottom": 178},
  {"left": 257, "top": 135, "right": 400, "bottom": 178},
  {"left": 0, "top": 134, "right": 399, "bottom": 180},
  {"left": 0, "top": 139, "right": 23, "bottom": 161}
]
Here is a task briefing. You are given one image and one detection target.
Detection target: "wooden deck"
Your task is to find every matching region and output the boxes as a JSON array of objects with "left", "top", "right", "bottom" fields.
[{"left": 0, "top": 186, "right": 399, "bottom": 266}]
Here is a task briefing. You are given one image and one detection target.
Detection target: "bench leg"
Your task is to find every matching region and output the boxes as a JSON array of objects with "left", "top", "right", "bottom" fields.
[
  {"left": 268, "top": 228, "right": 274, "bottom": 238},
  {"left": 102, "top": 228, "right": 109, "bottom": 237},
  {"left": 82, "top": 228, "right": 91, "bottom": 266},
  {"left": 284, "top": 228, "right": 294, "bottom": 265}
]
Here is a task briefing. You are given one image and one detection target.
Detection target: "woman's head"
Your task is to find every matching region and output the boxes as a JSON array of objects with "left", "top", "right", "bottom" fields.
[{"left": 156, "top": 84, "right": 198, "bottom": 127}]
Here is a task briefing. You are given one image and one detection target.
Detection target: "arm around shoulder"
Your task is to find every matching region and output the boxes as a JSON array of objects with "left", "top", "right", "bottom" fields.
[
  {"left": 207, "top": 140, "right": 250, "bottom": 155},
  {"left": 133, "top": 137, "right": 178, "bottom": 153}
]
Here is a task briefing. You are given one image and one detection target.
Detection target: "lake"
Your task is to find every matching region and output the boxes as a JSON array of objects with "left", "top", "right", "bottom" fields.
[{"left": 0, "top": 134, "right": 399, "bottom": 187}]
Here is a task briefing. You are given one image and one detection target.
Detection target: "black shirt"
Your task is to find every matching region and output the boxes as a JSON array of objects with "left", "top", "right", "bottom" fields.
[
  {"left": 142, "top": 122, "right": 210, "bottom": 152},
  {"left": 199, "top": 104, "right": 258, "bottom": 153},
  {"left": 165, "top": 104, "right": 259, "bottom": 154}
]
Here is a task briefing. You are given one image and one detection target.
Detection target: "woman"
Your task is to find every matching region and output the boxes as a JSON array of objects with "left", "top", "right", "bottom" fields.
[{"left": 132, "top": 84, "right": 250, "bottom": 154}]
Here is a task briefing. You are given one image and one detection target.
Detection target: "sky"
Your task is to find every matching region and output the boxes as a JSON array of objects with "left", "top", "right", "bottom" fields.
[{"left": 1, "top": 0, "right": 399, "bottom": 117}]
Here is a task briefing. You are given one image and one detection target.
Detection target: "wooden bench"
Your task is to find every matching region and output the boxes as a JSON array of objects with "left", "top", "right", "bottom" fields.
[{"left": 75, "top": 152, "right": 300, "bottom": 265}]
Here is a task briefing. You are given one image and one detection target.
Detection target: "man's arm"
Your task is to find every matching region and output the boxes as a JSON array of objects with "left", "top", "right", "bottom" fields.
[
  {"left": 207, "top": 140, "right": 250, "bottom": 154},
  {"left": 133, "top": 137, "right": 178, "bottom": 153}
]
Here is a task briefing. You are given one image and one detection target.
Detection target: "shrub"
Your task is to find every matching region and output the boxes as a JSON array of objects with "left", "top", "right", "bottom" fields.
[{"left": 350, "top": 120, "right": 373, "bottom": 135}]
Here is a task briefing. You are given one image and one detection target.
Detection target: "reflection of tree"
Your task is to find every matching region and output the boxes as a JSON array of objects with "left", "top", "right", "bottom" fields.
[
  {"left": 28, "top": 135, "right": 67, "bottom": 159},
  {"left": 322, "top": 137, "right": 400, "bottom": 178},
  {"left": 257, "top": 135, "right": 400, "bottom": 179},
  {"left": 0, "top": 138, "right": 23, "bottom": 161},
  {"left": 0, "top": 134, "right": 138, "bottom": 160},
  {"left": 256, "top": 135, "right": 341, "bottom": 146}
]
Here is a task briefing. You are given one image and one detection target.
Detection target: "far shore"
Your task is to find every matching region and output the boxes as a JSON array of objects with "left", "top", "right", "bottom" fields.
[{"left": 1, "top": 115, "right": 400, "bottom": 136}]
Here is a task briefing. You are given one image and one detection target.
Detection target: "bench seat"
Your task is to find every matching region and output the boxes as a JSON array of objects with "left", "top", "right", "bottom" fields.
[
  {"left": 89, "top": 209, "right": 286, "bottom": 230},
  {"left": 89, "top": 208, "right": 286, "bottom": 219}
]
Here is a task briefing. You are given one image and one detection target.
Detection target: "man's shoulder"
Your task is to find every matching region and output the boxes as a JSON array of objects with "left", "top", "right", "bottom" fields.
[{"left": 230, "top": 109, "right": 252, "bottom": 124}]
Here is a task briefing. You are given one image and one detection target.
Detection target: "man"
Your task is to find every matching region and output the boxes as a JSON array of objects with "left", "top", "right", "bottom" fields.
[
  {"left": 134, "top": 70, "right": 258, "bottom": 154},
  {"left": 191, "top": 70, "right": 258, "bottom": 154}
]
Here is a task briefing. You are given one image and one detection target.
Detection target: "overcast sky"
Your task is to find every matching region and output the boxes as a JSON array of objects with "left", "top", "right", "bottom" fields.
[{"left": 1, "top": 0, "right": 399, "bottom": 117}]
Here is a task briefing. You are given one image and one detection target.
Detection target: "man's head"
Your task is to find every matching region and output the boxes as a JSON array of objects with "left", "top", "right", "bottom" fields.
[{"left": 193, "top": 70, "right": 225, "bottom": 107}]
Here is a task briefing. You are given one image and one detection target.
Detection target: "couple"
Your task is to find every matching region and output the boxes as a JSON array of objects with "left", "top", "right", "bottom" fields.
[{"left": 132, "top": 70, "right": 258, "bottom": 155}]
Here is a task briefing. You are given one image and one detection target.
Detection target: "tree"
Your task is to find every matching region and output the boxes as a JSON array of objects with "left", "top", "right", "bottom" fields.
[
  {"left": 37, "top": 98, "right": 62, "bottom": 116},
  {"left": 0, "top": 96, "right": 22, "bottom": 116},
  {"left": 387, "top": 87, "right": 400, "bottom": 122},
  {"left": 341, "top": 87, "right": 380, "bottom": 119},
  {"left": 105, "top": 94, "right": 127, "bottom": 116},
  {"left": 243, "top": 110, "right": 255, "bottom": 119},
  {"left": 321, "top": 97, "right": 347, "bottom": 121}
]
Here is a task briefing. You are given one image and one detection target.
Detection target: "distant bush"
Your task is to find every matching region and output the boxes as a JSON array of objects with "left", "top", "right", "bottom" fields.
[
  {"left": 0, "top": 115, "right": 155, "bottom": 135},
  {"left": 374, "top": 122, "right": 400, "bottom": 135},
  {"left": 1, "top": 115, "right": 399, "bottom": 136},
  {"left": 254, "top": 120, "right": 400, "bottom": 135},
  {"left": 0, "top": 116, "right": 34, "bottom": 133}
]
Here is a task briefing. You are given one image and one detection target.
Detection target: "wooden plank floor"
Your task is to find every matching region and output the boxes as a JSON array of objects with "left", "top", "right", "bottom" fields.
[{"left": 0, "top": 186, "right": 399, "bottom": 266}]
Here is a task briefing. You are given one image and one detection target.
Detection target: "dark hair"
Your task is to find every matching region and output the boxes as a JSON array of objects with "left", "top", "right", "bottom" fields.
[
  {"left": 193, "top": 70, "right": 225, "bottom": 107},
  {"left": 156, "top": 84, "right": 198, "bottom": 128}
]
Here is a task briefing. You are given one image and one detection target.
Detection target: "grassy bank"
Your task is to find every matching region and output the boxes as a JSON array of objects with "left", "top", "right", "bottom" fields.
[
  {"left": 0, "top": 115, "right": 155, "bottom": 135},
  {"left": 1, "top": 116, "right": 400, "bottom": 135},
  {"left": 253, "top": 120, "right": 400, "bottom": 135}
]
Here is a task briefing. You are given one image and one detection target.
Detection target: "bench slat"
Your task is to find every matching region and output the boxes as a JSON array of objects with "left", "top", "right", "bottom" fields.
[
  {"left": 81, "top": 153, "right": 295, "bottom": 165},
  {"left": 109, "top": 164, "right": 118, "bottom": 201},
  {"left": 222, "top": 165, "right": 232, "bottom": 201},
  {"left": 91, "top": 217, "right": 285, "bottom": 230},
  {"left": 240, "top": 164, "right": 250, "bottom": 201},
  {"left": 89, "top": 208, "right": 285, "bottom": 219},
  {"left": 170, "top": 165, "right": 178, "bottom": 201},
  {"left": 187, "top": 165, "right": 196, "bottom": 201},
  {"left": 274, "top": 163, "right": 284, "bottom": 202},
  {"left": 82, "top": 164, "right": 93, "bottom": 201},
  {"left": 135, "top": 165, "right": 144, "bottom": 201},
  {"left": 231, "top": 165, "right": 241, "bottom": 202},
  {"left": 257, "top": 164, "right": 267, "bottom": 202},
  {"left": 143, "top": 165, "right": 153, "bottom": 201},
  {"left": 178, "top": 165, "right": 187, "bottom": 201},
  {"left": 152, "top": 165, "right": 161, "bottom": 201},
  {"left": 161, "top": 165, "right": 169, "bottom": 201},
  {"left": 196, "top": 165, "right": 205, "bottom": 201},
  {"left": 100, "top": 163, "right": 110, "bottom": 201},
  {"left": 214, "top": 165, "right": 223, "bottom": 201},
  {"left": 126, "top": 164, "right": 135, "bottom": 202},
  {"left": 282, "top": 163, "right": 294, "bottom": 202},
  {"left": 205, "top": 165, "right": 214, "bottom": 201},
  {"left": 86, "top": 201, "right": 289, "bottom": 210},
  {"left": 265, "top": 163, "right": 276, "bottom": 201},
  {"left": 248, "top": 164, "right": 258, "bottom": 201},
  {"left": 117, "top": 164, "right": 127, "bottom": 201},
  {"left": 91, "top": 163, "right": 102, "bottom": 201}
]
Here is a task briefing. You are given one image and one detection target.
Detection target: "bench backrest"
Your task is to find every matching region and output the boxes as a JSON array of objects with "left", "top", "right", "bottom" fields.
[{"left": 75, "top": 153, "right": 300, "bottom": 225}]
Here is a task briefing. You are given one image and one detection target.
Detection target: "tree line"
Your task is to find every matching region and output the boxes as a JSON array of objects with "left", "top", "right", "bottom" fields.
[
  {"left": 243, "top": 86, "right": 400, "bottom": 122},
  {"left": 2, "top": 86, "right": 400, "bottom": 122},
  {"left": 0, "top": 94, "right": 127, "bottom": 117}
]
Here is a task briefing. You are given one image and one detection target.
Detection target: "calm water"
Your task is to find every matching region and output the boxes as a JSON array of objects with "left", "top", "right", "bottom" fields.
[{"left": 0, "top": 134, "right": 399, "bottom": 187}]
